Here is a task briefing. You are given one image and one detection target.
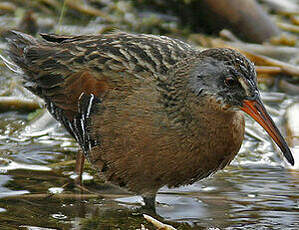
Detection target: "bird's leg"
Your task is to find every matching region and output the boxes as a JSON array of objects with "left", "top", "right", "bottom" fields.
[
  {"left": 75, "top": 150, "right": 85, "bottom": 186},
  {"left": 142, "top": 192, "right": 157, "bottom": 212}
]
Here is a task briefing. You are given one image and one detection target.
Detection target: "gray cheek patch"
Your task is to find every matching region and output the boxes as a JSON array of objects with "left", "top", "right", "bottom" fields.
[{"left": 188, "top": 58, "right": 226, "bottom": 96}]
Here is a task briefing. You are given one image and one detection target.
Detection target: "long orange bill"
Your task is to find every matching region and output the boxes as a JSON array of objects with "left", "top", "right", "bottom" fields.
[{"left": 241, "top": 97, "right": 294, "bottom": 166}]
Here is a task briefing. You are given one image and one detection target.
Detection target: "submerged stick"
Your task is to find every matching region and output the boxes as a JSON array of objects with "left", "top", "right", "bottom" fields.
[
  {"left": 0, "top": 96, "right": 41, "bottom": 111},
  {"left": 1, "top": 193, "right": 130, "bottom": 200}
]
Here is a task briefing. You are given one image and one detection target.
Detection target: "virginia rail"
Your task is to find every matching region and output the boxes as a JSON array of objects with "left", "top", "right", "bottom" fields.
[{"left": 4, "top": 31, "right": 294, "bottom": 209}]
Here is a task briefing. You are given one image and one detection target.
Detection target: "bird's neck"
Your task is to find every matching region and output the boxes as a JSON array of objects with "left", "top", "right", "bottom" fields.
[{"left": 176, "top": 94, "right": 245, "bottom": 141}]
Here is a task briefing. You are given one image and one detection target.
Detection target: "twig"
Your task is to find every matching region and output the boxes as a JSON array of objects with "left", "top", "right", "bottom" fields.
[
  {"left": 56, "top": 0, "right": 68, "bottom": 34},
  {"left": 65, "top": 0, "right": 112, "bottom": 21},
  {"left": 276, "top": 22, "right": 299, "bottom": 33},
  {"left": 209, "top": 39, "right": 299, "bottom": 76},
  {"left": 0, "top": 96, "right": 41, "bottom": 111},
  {"left": 143, "top": 214, "right": 177, "bottom": 230},
  {"left": 255, "top": 66, "right": 282, "bottom": 75},
  {"left": 0, "top": 2, "right": 16, "bottom": 12},
  {"left": 46, "top": 159, "right": 77, "bottom": 168}
]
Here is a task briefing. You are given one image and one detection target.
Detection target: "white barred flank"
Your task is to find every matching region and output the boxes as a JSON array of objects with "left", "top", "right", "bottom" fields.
[{"left": 47, "top": 93, "right": 100, "bottom": 157}]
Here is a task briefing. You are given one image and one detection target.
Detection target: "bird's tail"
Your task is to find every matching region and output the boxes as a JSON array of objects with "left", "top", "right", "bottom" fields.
[
  {"left": 2, "top": 30, "right": 63, "bottom": 96},
  {"left": 3, "top": 30, "right": 38, "bottom": 76},
  {"left": 0, "top": 31, "right": 33, "bottom": 74},
  {"left": 2, "top": 31, "right": 101, "bottom": 157}
]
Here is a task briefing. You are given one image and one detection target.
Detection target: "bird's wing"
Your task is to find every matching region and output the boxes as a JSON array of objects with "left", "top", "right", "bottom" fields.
[
  {"left": 6, "top": 31, "right": 195, "bottom": 155},
  {"left": 7, "top": 31, "right": 195, "bottom": 114}
]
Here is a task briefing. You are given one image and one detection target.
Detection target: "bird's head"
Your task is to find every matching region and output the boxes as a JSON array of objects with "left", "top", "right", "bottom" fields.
[{"left": 187, "top": 48, "right": 294, "bottom": 165}]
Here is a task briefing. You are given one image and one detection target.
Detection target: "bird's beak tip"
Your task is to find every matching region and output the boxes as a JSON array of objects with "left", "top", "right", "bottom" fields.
[{"left": 241, "top": 98, "right": 294, "bottom": 166}]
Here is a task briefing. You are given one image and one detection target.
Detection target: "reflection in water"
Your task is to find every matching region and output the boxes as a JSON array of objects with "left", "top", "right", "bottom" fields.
[
  {"left": 0, "top": 164, "right": 298, "bottom": 229},
  {"left": 157, "top": 167, "right": 299, "bottom": 229}
]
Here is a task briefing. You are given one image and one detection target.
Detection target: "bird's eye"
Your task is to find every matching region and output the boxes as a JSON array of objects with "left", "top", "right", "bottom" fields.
[{"left": 224, "top": 76, "right": 237, "bottom": 87}]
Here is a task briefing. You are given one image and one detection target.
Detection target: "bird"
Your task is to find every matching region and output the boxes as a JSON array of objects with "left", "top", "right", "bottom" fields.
[{"left": 3, "top": 30, "right": 294, "bottom": 210}]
